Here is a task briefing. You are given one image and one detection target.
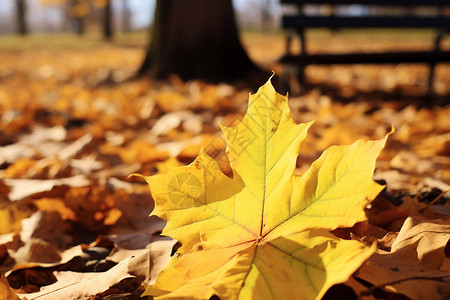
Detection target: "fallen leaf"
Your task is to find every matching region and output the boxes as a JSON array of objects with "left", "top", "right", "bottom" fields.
[
  {"left": 18, "top": 125, "right": 66, "bottom": 145},
  {"left": 16, "top": 256, "right": 134, "bottom": 300},
  {"left": 0, "top": 272, "right": 19, "bottom": 300},
  {"left": 57, "top": 133, "right": 93, "bottom": 161},
  {"left": 357, "top": 217, "right": 450, "bottom": 299},
  {"left": 92, "top": 162, "right": 141, "bottom": 180},
  {"left": 4, "top": 158, "right": 37, "bottom": 179},
  {"left": 366, "top": 195, "right": 409, "bottom": 231},
  {"left": 70, "top": 155, "right": 103, "bottom": 174},
  {"left": 33, "top": 198, "right": 77, "bottom": 221},
  {"left": 357, "top": 251, "right": 450, "bottom": 300},
  {"left": 0, "top": 233, "right": 15, "bottom": 245},
  {"left": 0, "top": 205, "right": 28, "bottom": 235},
  {"left": 151, "top": 111, "right": 203, "bottom": 136},
  {"left": 107, "top": 233, "right": 177, "bottom": 285},
  {"left": 390, "top": 151, "right": 436, "bottom": 175},
  {"left": 373, "top": 170, "right": 416, "bottom": 192},
  {"left": 7, "top": 212, "right": 79, "bottom": 266},
  {"left": 391, "top": 217, "right": 450, "bottom": 270},
  {"left": 5, "top": 175, "right": 90, "bottom": 201},
  {"left": 0, "top": 144, "right": 36, "bottom": 165},
  {"left": 147, "top": 237, "right": 178, "bottom": 285},
  {"left": 137, "top": 79, "right": 389, "bottom": 299},
  {"left": 101, "top": 139, "right": 169, "bottom": 164}
]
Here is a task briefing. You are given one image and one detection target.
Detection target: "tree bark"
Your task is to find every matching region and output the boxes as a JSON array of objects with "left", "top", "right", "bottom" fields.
[
  {"left": 69, "top": 0, "right": 84, "bottom": 35},
  {"left": 16, "top": 0, "right": 27, "bottom": 35},
  {"left": 137, "top": 0, "right": 267, "bottom": 84},
  {"left": 103, "top": 0, "right": 113, "bottom": 40},
  {"left": 75, "top": 16, "right": 84, "bottom": 35}
]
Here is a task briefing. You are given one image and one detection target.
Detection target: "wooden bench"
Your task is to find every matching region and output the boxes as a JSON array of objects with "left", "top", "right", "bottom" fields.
[{"left": 279, "top": 0, "right": 450, "bottom": 92}]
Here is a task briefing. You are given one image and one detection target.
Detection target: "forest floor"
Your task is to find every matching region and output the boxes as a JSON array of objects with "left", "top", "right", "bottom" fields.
[{"left": 0, "top": 31, "right": 449, "bottom": 299}]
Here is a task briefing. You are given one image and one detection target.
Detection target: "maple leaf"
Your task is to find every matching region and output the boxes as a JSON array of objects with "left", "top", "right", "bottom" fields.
[{"left": 136, "top": 79, "right": 390, "bottom": 300}]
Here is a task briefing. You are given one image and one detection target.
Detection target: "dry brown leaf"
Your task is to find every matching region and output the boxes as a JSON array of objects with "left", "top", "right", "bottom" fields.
[
  {"left": 106, "top": 233, "right": 176, "bottom": 285},
  {"left": 70, "top": 155, "right": 103, "bottom": 174},
  {"left": 92, "top": 162, "right": 141, "bottom": 180},
  {"left": 57, "top": 133, "right": 93, "bottom": 160},
  {"left": 358, "top": 251, "right": 450, "bottom": 300},
  {"left": 5, "top": 157, "right": 72, "bottom": 180},
  {"left": 155, "top": 90, "right": 190, "bottom": 112},
  {"left": 151, "top": 111, "right": 203, "bottom": 136},
  {"left": 4, "top": 158, "right": 37, "bottom": 179},
  {"left": 0, "top": 144, "right": 36, "bottom": 165},
  {"left": 373, "top": 170, "right": 417, "bottom": 192},
  {"left": 0, "top": 272, "right": 19, "bottom": 300},
  {"left": 16, "top": 256, "right": 134, "bottom": 300},
  {"left": 147, "top": 237, "right": 178, "bottom": 286},
  {"left": 390, "top": 151, "right": 437, "bottom": 175},
  {"left": 18, "top": 126, "right": 66, "bottom": 145},
  {"left": 366, "top": 193, "right": 409, "bottom": 231},
  {"left": 101, "top": 140, "right": 169, "bottom": 164},
  {"left": 62, "top": 185, "right": 121, "bottom": 231},
  {"left": 7, "top": 212, "right": 79, "bottom": 266},
  {"left": 33, "top": 198, "right": 77, "bottom": 221},
  {"left": 357, "top": 217, "right": 450, "bottom": 299},
  {"left": 391, "top": 217, "right": 450, "bottom": 270},
  {"left": 5, "top": 176, "right": 90, "bottom": 201}
]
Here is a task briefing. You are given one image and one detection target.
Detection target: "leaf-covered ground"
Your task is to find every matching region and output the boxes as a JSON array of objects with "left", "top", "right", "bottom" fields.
[{"left": 0, "top": 31, "right": 449, "bottom": 299}]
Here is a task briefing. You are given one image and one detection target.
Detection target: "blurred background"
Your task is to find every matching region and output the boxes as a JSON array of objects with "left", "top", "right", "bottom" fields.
[
  {"left": 1, "top": 0, "right": 449, "bottom": 94},
  {"left": 0, "top": 0, "right": 281, "bottom": 35},
  {"left": 0, "top": 0, "right": 449, "bottom": 180}
]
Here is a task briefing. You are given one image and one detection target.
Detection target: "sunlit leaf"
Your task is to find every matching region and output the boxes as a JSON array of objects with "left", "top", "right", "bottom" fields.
[{"left": 137, "top": 79, "right": 390, "bottom": 299}]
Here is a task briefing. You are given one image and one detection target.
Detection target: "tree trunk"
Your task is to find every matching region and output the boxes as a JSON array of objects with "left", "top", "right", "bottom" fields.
[
  {"left": 261, "top": 0, "right": 272, "bottom": 30},
  {"left": 70, "top": 0, "right": 84, "bottom": 35},
  {"left": 137, "top": 0, "right": 267, "bottom": 84},
  {"left": 16, "top": 0, "right": 27, "bottom": 35},
  {"left": 122, "top": 0, "right": 132, "bottom": 32},
  {"left": 75, "top": 16, "right": 84, "bottom": 35},
  {"left": 103, "top": 0, "right": 113, "bottom": 40}
]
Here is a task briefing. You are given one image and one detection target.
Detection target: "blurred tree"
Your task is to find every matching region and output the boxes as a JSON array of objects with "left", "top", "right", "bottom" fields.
[
  {"left": 69, "top": 0, "right": 86, "bottom": 35},
  {"left": 122, "top": 0, "right": 131, "bottom": 32},
  {"left": 103, "top": 0, "right": 113, "bottom": 40},
  {"left": 43, "top": 0, "right": 112, "bottom": 38},
  {"left": 137, "top": 0, "right": 267, "bottom": 84},
  {"left": 16, "top": 0, "right": 27, "bottom": 35},
  {"left": 261, "top": 0, "right": 272, "bottom": 30}
]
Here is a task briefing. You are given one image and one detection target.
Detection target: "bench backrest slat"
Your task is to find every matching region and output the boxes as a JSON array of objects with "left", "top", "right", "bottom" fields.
[
  {"left": 281, "top": 0, "right": 450, "bottom": 5},
  {"left": 283, "top": 16, "right": 450, "bottom": 28}
]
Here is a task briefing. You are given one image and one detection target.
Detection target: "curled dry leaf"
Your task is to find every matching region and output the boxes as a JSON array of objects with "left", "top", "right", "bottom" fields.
[
  {"left": 16, "top": 256, "right": 134, "bottom": 300},
  {"left": 357, "top": 216, "right": 450, "bottom": 299},
  {"left": 7, "top": 212, "right": 82, "bottom": 267},
  {"left": 391, "top": 217, "right": 450, "bottom": 270}
]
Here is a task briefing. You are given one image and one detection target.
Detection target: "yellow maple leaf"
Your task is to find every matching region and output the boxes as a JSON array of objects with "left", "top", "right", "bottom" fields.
[{"left": 136, "top": 79, "right": 390, "bottom": 300}]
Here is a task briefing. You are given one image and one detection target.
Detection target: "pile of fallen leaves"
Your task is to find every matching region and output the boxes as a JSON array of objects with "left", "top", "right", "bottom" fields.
[{"left": 0, "top": 33, "right": 449, "bottom": 299}]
